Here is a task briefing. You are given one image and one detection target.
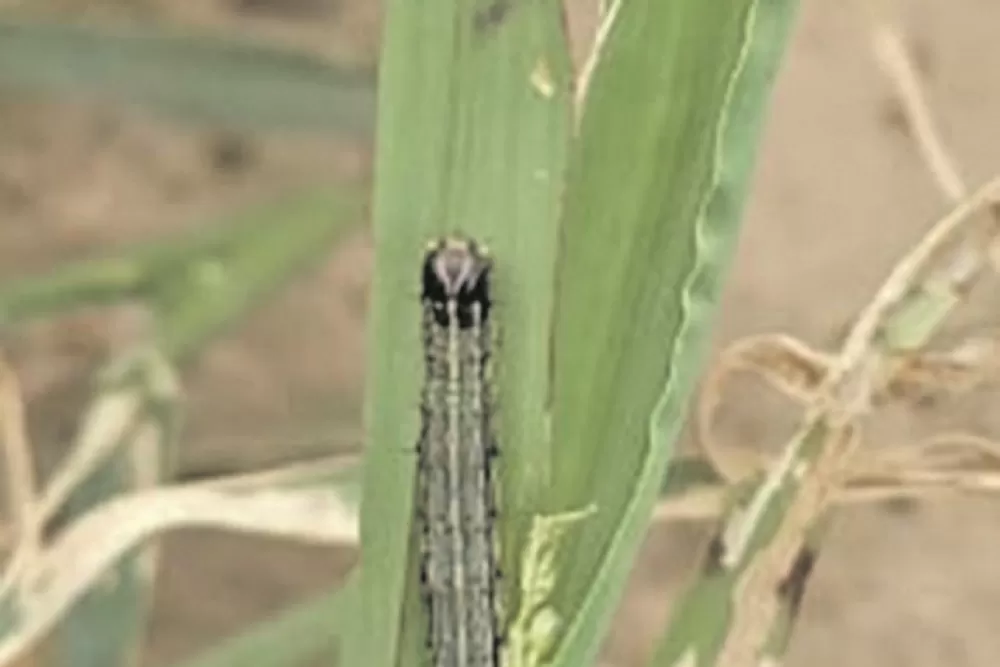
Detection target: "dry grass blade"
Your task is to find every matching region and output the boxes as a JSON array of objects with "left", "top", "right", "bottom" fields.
[
  {"left": 883, "top": 335, "right": 1000, "bottom": 401},
  {"left": 656, "top": 11, "right": 1000, "bottom": 664},
  {"left": 697, "top": 334, "right": 833, "bottom": 483},
  {"left": 871, "top": 23, "right": 965, "bottom": 200},
  {"left": 699, "top": 179, "right": 1000, "bottom": 666},
  {"left": 697, "top": 332, "right": 1000, "bottom": 500},
  {"left": 35, "top": 348, "right": 178, "bottom": 529},
  {"left": 0, "top": 351, "right": 358, "bottom": 666},
  {"left": 0, "top": 350, "right": 40, "bottom": 595},
  {"left": 0, "top": 482, "right": 355, "bottom": 666},
  {"left": 0, "top": 351, "right": 38, "bottom": 550},
  {"left": 0, "top": 349, "right": 357, "bottom": 664}
]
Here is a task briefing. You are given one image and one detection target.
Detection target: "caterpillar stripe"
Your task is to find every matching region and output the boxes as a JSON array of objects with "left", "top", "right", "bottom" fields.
[{"left": 417, "top": 237, "right": 502, "bottom": 667}]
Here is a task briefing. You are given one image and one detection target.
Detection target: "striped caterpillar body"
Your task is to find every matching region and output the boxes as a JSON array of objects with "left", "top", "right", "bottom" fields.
[{"left": 417, "top": 237, "right": 502, "bottom": 667}]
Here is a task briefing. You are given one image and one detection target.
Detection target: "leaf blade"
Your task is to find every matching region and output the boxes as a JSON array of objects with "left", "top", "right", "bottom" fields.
[
  {"left": 351, "top": 3, "right": 572, "bottom": 666},
  {"left": 0, "top": 18, "right": 375, "bottom": 133},
  {"left": 547, "top": 1, "right": 802, "bottom": 664}
]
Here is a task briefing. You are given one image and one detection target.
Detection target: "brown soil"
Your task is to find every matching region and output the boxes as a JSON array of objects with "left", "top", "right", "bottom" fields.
[{"left": 2, "top": 1, "right": 1000, "bottom": 666}]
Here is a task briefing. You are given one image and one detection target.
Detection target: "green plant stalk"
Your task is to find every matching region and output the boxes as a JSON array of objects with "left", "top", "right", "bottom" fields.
[{"left": 350, "top": 0, "right": 571, "bottom": 665}]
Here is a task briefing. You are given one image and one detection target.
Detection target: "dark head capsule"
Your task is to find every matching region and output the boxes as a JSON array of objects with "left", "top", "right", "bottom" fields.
[{"left": 421, "top": 238, "right": 493, "bottom": 328}]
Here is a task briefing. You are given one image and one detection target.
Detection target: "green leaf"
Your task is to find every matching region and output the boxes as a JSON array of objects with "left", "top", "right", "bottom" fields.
[
  {"left": 0, "top": 18, "right": 375, "bottom": 133},
  {"left": 648, "top": 424, "right": 827, "bottom": 666},
  {"left": 506, "top": 506, "right": 597, "bottom": 667},
  {"left": 349, "top": 0, "right": 571, "bottom": 665},
  {"left": 0, "top": 187, "right": 363, "bottom": 338},
  {"left": 0, "top": 254, "right": 149, "bottom": 325},
  {"left": 149, "top": 187, "right": 364, "bottom": 362},
  {"left": 545, "top": 1, "right": 801, "bottom": 665}
]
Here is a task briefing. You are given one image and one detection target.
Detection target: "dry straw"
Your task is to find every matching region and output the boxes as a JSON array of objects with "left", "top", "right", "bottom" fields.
[
  {"left": 0, "top": 348, "right": 357, "bottom": 665},
  {"left": 650, "top": 11, "right": 1000, "bottom": 664}
]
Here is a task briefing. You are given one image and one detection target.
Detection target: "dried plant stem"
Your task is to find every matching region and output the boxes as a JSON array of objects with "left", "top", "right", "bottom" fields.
[
  {"left": 871, "top": 24, "right": 965, "bottom": 199},
  {"left": 0, "top": 482, "right": 357, "bottom": 666},
  {"left": 0, "top": 345, "right": 360, "bottom": 666},
  {"left": 0, "top": 352, "right": 39, "bottom": 565},
  {"left": 657, "top": 13, "right": 1000, "bottom": 665}
]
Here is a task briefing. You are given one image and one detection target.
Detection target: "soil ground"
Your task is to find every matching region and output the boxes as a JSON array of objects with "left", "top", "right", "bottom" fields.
[{"left": 2, "top": 1, "right": 1000, "bottom": 666}]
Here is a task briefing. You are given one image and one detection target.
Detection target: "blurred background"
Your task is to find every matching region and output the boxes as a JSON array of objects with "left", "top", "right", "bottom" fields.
[{"left": 1, "top": 1, "right": 999, "bottom": 666}]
